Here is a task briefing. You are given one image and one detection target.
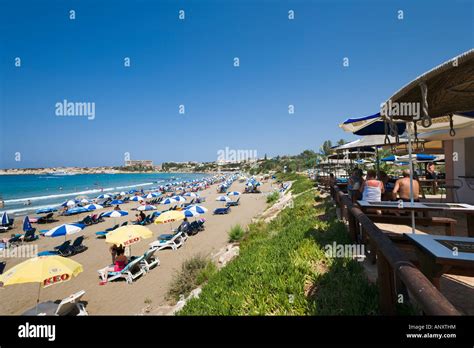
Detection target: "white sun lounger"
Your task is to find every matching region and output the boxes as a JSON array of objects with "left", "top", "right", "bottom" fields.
[
  {"left": 140, "top": 246, "right": 160, "bottom": 272},
  {"left": 22, "top": 290, "right": 88, "bottom": 316},
  {"left": 149, "top": 231, "right": 185, "bottom": 251},
  {"left": 99, "top": 256, "right": 145, "bottom": 284}
]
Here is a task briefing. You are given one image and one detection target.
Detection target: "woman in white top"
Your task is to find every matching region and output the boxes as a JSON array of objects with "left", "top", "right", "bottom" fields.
[{"left": 360, "top": 170, "right": 384, "bottom": 202}]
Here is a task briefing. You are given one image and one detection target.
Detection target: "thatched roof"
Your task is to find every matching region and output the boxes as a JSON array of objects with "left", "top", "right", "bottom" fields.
[{"left": 384, "top": 49, "right": 474, "bottom": 120}]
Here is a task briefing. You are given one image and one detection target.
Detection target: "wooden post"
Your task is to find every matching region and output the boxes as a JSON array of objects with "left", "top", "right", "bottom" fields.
[{"left": 376, "top": 251, "right": 397, "bottom": 315}]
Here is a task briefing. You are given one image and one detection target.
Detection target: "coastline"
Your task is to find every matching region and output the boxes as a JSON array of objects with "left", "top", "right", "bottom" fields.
[{"left": 0, "top": 178, "right": 273, "bottom": 315}]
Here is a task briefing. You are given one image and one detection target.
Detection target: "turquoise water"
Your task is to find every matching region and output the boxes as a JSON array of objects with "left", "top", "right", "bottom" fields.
[{"left": 0, "top": 173, "right": 208, "bottom": 215}]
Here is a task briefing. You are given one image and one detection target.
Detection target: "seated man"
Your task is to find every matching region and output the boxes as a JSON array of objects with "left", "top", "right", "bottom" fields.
[
  {"left": 179, "top": 218, "right": 190, "bottom": 233},
  {"left": 392, "top": 170, "right": 420, "bottom": 202}
]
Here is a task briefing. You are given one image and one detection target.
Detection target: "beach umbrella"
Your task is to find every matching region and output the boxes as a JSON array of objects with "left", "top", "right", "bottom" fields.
[
  {"left": 62, "top": 200, "right": 76, "bottom": 208},
  {"left": 137, "top": 205, "right": 156, "bottom": 211},
  {"left": 44, "top": 223, "right": 85, "bottom": 239},
  {"left": 36, "top": 207, "right": 57, "bottom": 214},
  {"left": 143, "top": 193, "right": 160, "bottom": 199},
  {"left": 0, "top": 256, "right": 83, "bottom": 314},
  {"left": 161, "top": 197, "right": 178, "bottom": 205},
  {"left": 109, "top": 200, "right": 124, "bottom": 205},
  {"left": 80, "top": 198, "right": 90, "bottom": 204},
  {"left": 128, "top": 189, "right": 138, "bottom": 194},
  {"left": 227, "top": 191, "right": 240, "bottom": 196},
  {"left": 120, "top": 191, "right": 127, "bottom": 196},
  {"left": 129, "top": 196, "right": 144, "bottom": 202},
  {"left": 105, "top": 225, "right": 152, "bottom": 248},
  {"left": 23, "top": 216, "right": 33, "bottom": 232},
  {"left": 171, "top": 195, "right": 186, "bottom": 203},
  {"left": 184, "top": 192, "right": 199, "bottom": 198},
  {"left": 0, "top": 212, "right": 10, "bottom": 226},
  {"left": 103, "top": 210, "right": 129, "bottom": 218},
  {"left": 216, "top": 195, "right": 231, "bottom": 202},
  {"left": 105, "top": 225, "right": 153, "bottom": 255},
  {"left": 154, "top": 210, "right": 185, "bottom": 231},
  {"left": 85, "top": 204, "right": 103, "bottom": 211},
  {"left": 96, "top": 194, "right": 111, "bottom": 199},
  {"left": 65, "top": 207, "right": 89, "bottom": 215},
  {"left": 184, "top": 205, "right": 208, "bottom": 218}
]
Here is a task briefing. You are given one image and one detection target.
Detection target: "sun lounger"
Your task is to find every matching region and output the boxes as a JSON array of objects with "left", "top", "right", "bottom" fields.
[
  {"left": 213, "top": 207, "right": 231, "bottom": 215},
  {"left": 139, "top": 246, "right": 160, "bottom": 272},
  {"left": 149, "top": 232, "right": 185, "bottom": 250},
  {"left": 226, "top": 197, "right": 240, "bottom": 207},
  {"left": 95, "top": 224, "right": 119, "bottom": 238},
  {"left": 99, "top": 256, "right": 145, "bottom": 284},
  {"left": 38, "top": 241, "right": 73, "bottom": 257},
  {"left": 35, "top": 213, "right": 54, "bottom": 224},
  {"left": 70, "top": 236, "right": 87, "bottom": 254},
  {"left": 76, "top": 215, "right": 93, "bottom": 226},
  {"left": 22, "top": 290, "right": 88, "bottom": 316}
]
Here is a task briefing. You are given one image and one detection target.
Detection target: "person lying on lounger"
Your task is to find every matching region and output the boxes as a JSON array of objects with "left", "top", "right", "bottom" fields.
[{"left": 99, "top": 247, "right": 128, "bottom": 283}]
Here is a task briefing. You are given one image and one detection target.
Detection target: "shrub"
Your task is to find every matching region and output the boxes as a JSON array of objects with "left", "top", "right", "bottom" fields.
[
  {"left": 228, "top": 224, "right": 245, "bottom": 242},
  {"left": 166, "top": 254, "right": 217, "bottom": 302},
  {"left": 266, "top": 191, "right": 280, "bottom": 205}
]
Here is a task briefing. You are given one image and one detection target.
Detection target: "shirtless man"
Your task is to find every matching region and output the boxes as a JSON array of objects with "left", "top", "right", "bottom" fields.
[{"left": 392, "top": 170, "right": 420, "bottom": 201}]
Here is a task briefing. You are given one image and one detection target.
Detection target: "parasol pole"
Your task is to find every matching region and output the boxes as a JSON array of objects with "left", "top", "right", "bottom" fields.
[{"left": 407, "top": 123, "right": 416, "bottom": 233}]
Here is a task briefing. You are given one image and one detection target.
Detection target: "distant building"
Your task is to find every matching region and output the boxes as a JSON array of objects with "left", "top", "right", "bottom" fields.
[{"left": 124, "top": 160, "right": 154, "bottom": 167}]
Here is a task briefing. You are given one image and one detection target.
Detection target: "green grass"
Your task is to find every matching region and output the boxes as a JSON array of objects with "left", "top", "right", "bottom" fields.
[
  {"left": 178, "top": 175, "right": 378, "bottom": 315},
  {"left": 266, "top": 191, "right": 280, "bottom": 205},
  {"left": 228, "top": 224, "right": 245, "bottom": 242},
  {"left": 276, "top": 172, "right": 315, "bottom": 194},
  {"left": 166, "top": 254, "right": 218, "bottom": 302}
]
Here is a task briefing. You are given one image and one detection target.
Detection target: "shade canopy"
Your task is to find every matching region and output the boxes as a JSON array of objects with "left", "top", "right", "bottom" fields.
[{"left": 384, "top": 49, "right": 474, "bottom": 120}]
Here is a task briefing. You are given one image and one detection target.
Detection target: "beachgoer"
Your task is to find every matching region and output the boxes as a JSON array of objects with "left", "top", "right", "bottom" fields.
[
  {"left": 114, "top": 205, "right": 121, "bottom": 211},
  {"left": 348, "top": 168, "right": 363, "bottom": 203},
  {"left": 99, "top": 246, "right": 127, "bottom": 283},
  {"left": 360, "top": 170, "right": 384, "bottom": 202},
  {"left": 392, "top": 169, "right": 420, "bottom": 201},
  {"left": 425, "top": 162, "right": 437, "bottom": 180},
  {"left": 139, "top": 211, "right": 146, "bottom": 221}
]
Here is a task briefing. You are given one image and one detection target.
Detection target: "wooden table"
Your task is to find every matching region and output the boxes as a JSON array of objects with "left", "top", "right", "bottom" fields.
[
  {"left": 357, "top": 200, "right": 474, "bottom": 237},
  {"left": 404, "top": 233, "right": 474, "bottom": 288}
]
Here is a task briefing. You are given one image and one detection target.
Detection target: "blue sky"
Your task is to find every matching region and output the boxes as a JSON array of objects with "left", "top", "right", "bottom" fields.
[{"left": 0, "top": 0, "right": 472, "bottom": 168}]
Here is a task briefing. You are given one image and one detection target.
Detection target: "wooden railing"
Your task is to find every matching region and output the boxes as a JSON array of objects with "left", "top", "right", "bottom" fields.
[{"left": 331, "top": 185, "right": 460, "bottom": 315}]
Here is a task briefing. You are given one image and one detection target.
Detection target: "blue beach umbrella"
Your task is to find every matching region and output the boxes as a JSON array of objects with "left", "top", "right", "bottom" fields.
[
  {"left": 109, "top": 200, "right": 124, "bottom": 205},
  {"left": 340, "top": 113, "right": 407, "bottom": 136},
  {"left": 103, "top": 210, "right": 129, "bottom": 218},
  {"left": 96, "top": 194, "right": 111, "bottom": 199},
  {"left": 85, "top": 204, "right": 103, "bottom": 211},
  {"left": 65, "top": 207, "right": 89, "bottom": 215},
  {"left": 0, "top": 212, "right": 10, "bottom": 226},
  {"left": 143, "top": 193, "right": 160, "bottom": 199},
  {"left": 184, "top": 205, "right": 208, "bottom": 216},
  {"left": 137, "top": 205, "right": 156, "bottom": 211},
  {"left": 171, "top": 195, "right": 186, "bottom": 203},
  {"left": 184, "top": 192, "right": 199, "bottom": 198},
  {"left": 23, "top": 216, "right": 33, "bottom": 232},
  {"left": 44, "top": 223, "right": 85, "bottom": 239},
  {"left": 216, "top": 195, "right": 231, "bottom": 202},
  {"left": 161, "top": 197, "right": 178, "bottom": 205},
  {"left": 128, "top": 189, "right": 138, "bottom": 194},
  {"left": 36, "top": 207, "right": 57, "bottom": 214},
  {"left": 227, "top": 191, "right": 240, "bottom": 196},
  {"left": 129, "top": 196, "right": 144, "bottom": 202}
]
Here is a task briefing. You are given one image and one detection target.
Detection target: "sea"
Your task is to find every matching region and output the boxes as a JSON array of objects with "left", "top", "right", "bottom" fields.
[{"left": 0, "top": 173, "right": 209, "bottom": 216}]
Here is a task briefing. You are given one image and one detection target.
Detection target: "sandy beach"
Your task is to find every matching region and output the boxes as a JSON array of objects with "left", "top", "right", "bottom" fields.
[{"left": 0, "top": 179, "right": 274, "bottom": 315}]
